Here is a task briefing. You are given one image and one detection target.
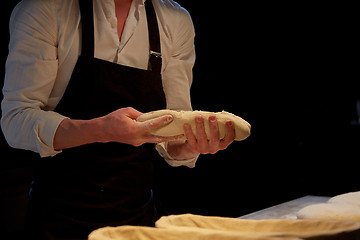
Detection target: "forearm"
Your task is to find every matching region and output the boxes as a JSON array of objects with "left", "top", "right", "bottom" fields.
[
  {"left": 53, "top": 107, "right": 180, "bottom": 151},
  {"left": 53, "top": 117, "right": 106, "bottom": 150}
]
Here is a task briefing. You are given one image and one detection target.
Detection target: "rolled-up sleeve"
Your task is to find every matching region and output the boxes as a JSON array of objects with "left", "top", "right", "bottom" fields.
[{"left": 1, "top": 0, "right": 67, "bottom": 157}]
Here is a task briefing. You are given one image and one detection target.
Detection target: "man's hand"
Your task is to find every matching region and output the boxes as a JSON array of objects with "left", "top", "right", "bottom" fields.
[
  {"left": 54, "top": 107, "right": 182, "bottom": 150},
  {"left": 100, "top": 107, "right": 183, "bottom": 146},
  {"left": 185, "top": 115, "right": 235, "bottom": 154},
  {"left": 166, "top": 115, "right": 235, "bottom": 160}
]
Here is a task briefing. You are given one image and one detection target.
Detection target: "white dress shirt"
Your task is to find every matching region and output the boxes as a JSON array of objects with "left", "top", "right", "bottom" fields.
[{"left": 1, "top": 0, "right": 198, "bottom": 167}]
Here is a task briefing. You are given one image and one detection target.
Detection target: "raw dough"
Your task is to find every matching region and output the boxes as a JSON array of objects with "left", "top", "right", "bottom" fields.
[
  {"left": 88, "top": 225, "right": 292, "bottom": 240},
  {"left": 136, "top": 110, "right": 251, "bottom": 141},
  {"left": 328, "top": 191, "right": 360, "bottom": 207},
  {"left": 297, "top": 203, "right": 360, "bottom": 221},
  {"left": 156, "top": 214, "right": 360, "bottom": 239},
  {"left": 88, "top": 214, "right": 360, "bottom": 239}
]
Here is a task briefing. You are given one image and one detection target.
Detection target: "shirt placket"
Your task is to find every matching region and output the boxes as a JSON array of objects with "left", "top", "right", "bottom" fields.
[{"left": 113, "top": 0, "right": 143, "bottom": 63}]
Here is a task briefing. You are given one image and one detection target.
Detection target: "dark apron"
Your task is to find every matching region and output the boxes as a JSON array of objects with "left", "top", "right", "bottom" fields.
[{"left": 26, "top": 0, "right": 166, "bottom": 239}]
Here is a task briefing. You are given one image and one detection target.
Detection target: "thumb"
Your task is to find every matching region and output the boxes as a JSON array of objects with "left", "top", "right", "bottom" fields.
[
  {"left": 125, "top": 107, "right": 143, "bottom": 120},
  {"left": 139, "top": 115, "right": 173, "bottom": 132}
]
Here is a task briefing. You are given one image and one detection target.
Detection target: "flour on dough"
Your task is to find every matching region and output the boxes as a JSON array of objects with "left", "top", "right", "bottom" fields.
[
  {"left": 136, "top": 110, "right": 251, "bottom": 141},
  {"left": 328, "top": 191, "right": 360, "bottom": 207},
  {"left": 297, "top": 203, "right": 360, "bottom": 221}
]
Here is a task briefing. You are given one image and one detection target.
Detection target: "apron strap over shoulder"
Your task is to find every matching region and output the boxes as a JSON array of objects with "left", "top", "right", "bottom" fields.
[
  {"left": 145, "top": 0, "right": 161, "bottom": 55},
  {"left": 145, "top": 0, "right": 162, "bottom": 73},
  {"left": 79, "top": 0, "right": 94, "bottom": 60}
]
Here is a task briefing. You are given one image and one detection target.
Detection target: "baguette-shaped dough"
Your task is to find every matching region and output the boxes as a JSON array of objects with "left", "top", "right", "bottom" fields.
[
  {"left": 297, "top": 203, "right": 360, "bottom": 221},
  {"left": 136, "top": 110, "right": 251, "bottom": 141},
  {"left": 328, "top": 191, "right": 360, "bottom": 207}
]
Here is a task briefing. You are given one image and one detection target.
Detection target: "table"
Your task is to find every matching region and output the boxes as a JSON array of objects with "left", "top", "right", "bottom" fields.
[{"left": 239, "top": 195, "right": 330, "bottom": 220}]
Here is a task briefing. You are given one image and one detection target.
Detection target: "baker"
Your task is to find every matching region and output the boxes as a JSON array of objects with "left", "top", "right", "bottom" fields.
[{"left": 1, "top": 0, "right": 236, "bottom": 239}]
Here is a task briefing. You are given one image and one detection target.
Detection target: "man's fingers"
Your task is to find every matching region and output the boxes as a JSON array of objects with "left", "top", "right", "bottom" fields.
[
  {"left": 138, "top": 114, "right": 173, "bottom": 131},
  {"left": 136, "top": 114, "right": 186, "bottom": 144},
  {"left": 208, "top": 115, "right": 220, "bottom": 153},
  {"left": 195, "top": 116, "right": 209, "bottom": 153},
  {"left": 184, "top": 123, "right": 198, "bottom": 151},
  {"left": 219, "top": 120, "right": 235, "bottom": 150}
]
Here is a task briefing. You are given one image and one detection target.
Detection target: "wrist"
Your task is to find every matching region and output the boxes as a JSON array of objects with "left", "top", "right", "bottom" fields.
[
  {"left": 167, "top": 140, "right": 199, "bottom": 161},
  {"left": 87, "top": 115, "right": 120, "bottom": 144},
  {"left": 87, "top": 117, "right": 107, "bottom": 143}
]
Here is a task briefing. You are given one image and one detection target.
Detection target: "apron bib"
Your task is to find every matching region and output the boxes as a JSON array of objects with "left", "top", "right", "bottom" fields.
[{"left": 26, "top": 0, "right": 166, "bottom": 239}]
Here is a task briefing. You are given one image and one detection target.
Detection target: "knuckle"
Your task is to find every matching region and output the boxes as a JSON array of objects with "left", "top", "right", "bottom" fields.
[
  {"left": 227, "top": 136, "right": 235, "bottom": 143},
  {"left": 147, "top": 120, "right": 157, "bottom": 129},
  {"left": 130, "top": 139, "right": 143, "bottom": 147},
  {"left": 210, "top": 150, "right": 218, "bottom": 154},
  {"left": 144, "top": 118, "right": 162, "bottom": 131},
  {"left": 219, "top": 142, "right": 230, "bottom": 151},
  {"left": 209, "top": 145, "right": 219, "bottom": 154},
  {"left": 124, "top": 107, "right": 134, "bottom": 112}
]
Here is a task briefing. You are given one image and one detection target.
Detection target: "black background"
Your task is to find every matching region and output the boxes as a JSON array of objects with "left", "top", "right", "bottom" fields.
[{"left": 1, "top": 0, "right": 359, "bottom": 237}]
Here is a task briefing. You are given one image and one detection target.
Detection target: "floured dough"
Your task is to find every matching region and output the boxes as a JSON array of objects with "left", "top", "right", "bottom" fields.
[
  {"left": 328, "top": 191, "right": 360, "bottom": 207},
  {"left": 89, "top": 213, "right": 360, "bottom": 240},
  {"left": 136, "top": 110, "right": 251, "bottom": 141},
  {"left": 156, "top": 214, "right": 360, "bottom": 239},
  {"left": 88, "top": 225, "right": 293, "bottom": 240},
  {"left": 297, "top": 203, "right": 360, "bottom": 221}
]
